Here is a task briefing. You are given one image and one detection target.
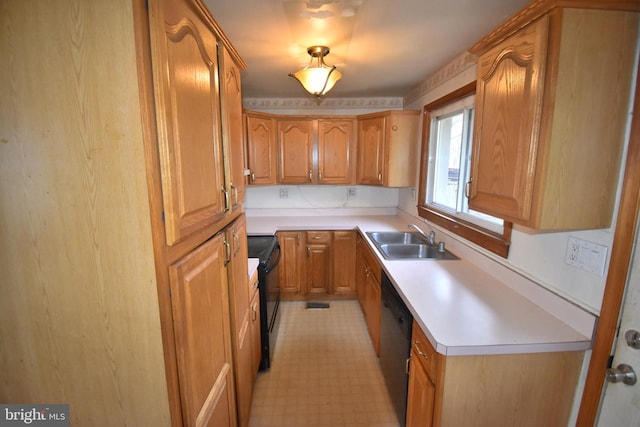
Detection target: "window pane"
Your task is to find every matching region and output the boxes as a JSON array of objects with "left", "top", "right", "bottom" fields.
[
  {"left": 418, "top": 82, "right": 511, "bottom": 259},
  {"left": 432, "top": 113, "right": 463, "bottom": 210}
]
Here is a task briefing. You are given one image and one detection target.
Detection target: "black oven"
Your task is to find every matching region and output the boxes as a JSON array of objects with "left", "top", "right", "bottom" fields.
[{"left": 247, "top": 235, "right": 281, "bottom": 370}]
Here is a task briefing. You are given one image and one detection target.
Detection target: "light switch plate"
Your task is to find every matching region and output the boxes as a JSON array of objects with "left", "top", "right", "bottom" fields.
[{"left": 565, "top": 236, "right": 608, "bottom": 276}]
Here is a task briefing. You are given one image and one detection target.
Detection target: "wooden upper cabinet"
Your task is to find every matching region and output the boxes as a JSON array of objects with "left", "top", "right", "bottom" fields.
[
  {"left": 220, "top": 46, "right": 245, "bottom": 208},
  {"left": 317, "top": 120, "right": 356, "bottom": 184},
  {"left": 469, "top": 7, "right": 638, "bottom": 230},
  {"left": 357, "top": 116, "right": 385, "bottom": 185},
  {"left": 149, "top": 4, "right": 227, "bottom": 245},
  {"left": 245, "top": 112, "right": 277, "bottom": 186},
  {"left": 277, "top": 120, "right": 315, "bottom": 184},
  {"left": 149, "top": 0, "right": 246, "bottom": 246},
  {"left": 357, "top": 111, "right": 419, "bottom": 187}
]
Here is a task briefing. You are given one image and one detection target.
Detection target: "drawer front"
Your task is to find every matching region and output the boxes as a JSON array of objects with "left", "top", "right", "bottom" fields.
[
  {"left": 306, "top": 231, "right": 331, "bottom": 244},
  {"left": 412, "top": 320, "right": 438, "bottom": 381}
]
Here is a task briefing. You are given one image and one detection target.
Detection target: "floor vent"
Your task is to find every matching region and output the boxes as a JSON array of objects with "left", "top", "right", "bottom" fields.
[{"left": 306, "top": 301, "right": 330, "bottom": 309}]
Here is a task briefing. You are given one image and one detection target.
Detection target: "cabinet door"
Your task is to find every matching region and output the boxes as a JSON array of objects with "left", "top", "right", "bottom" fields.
[
  {"left": 168, "top": 233, "right": 237, "bottom": 427},
  {"left": 306, "top": 244, "right": 330, "bottom": 295},
  {"left": 332, "top": 231, "right": 356, "bottom": 295},
  {"left": 317, "top": 120, "right": 356, "bottom": 184},
  {"left": 469, "top": 17, "right": 548, "bottom": 223},
  {"left": 278, "top": 231, "right": 305, "bottom": 296},
  {"left": 357, "top": 116, "right": 385, "bottom": 185},
  {"left": 245, "top": 114, "right": 277, "bottom": 185},
  {"left": 406, "top": 350, "right": 436, "bottom": 427},
  {"left": 366, "top": 271, "right": 381, "bottom": 356},
  {"left": 277, "top": 120, "right": 314, "bottom": 184},
  {"left": 220, "top": 46, "right": 245, "bottom": 207},
  {"left": 226, "top": 216, "right": 252, "bottom": 427},
  {"left": 149, "top": 0, "right": 228, "bottom": 245},
  {"left": 356, "top": 236, "right": 368, "bottom": 310},
  {"left": 249, "top": 288, "right": 261, "bottom": 375}
]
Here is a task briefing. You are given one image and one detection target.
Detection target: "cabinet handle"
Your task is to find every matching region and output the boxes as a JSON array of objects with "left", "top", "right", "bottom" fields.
[
  {"left": 406, "top": 356, "right": 411, "bottom": 375},
  {"left": 231, "top": 183, "right": 238, "bottom": 205},
  {"left": 222, "top": 186, "right": 230, "bottom": 213},
  {"left": 232, "top": 231, "right": 240, "bottom": 255},
  {"left": 252, "top": 305, "right": 257, "bottom": 322},
  {"left": 309, "top": 170, "right": 313, "bottom": 182},
  {"left": 413, "top": 341, "right": 429, "bottom": 359},
  {"left": 378, "top": 172, "right": 382, "bottom": 182},
  {"left": 312, "top": 235, "right": 322, "bottom": 240},
  {"left": 465, "top": 179, "right": 471, "bottom": 198},
  {"left": 250, "top": 172, "right": 255, "bottom": 183},
  {"left": 307, "top": 246, "right": 311, "bottom": 257},
  {"left": 224, "top": 240, "right": 231, "bottom": 265},
  {"left": 319, "top": 170, "right": 323, "bottom": 180}
]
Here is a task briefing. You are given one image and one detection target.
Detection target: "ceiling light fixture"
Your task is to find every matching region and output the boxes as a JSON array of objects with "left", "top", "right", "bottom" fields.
[{"left": 289, "top": 45, "right": 342, "bottom": 104}]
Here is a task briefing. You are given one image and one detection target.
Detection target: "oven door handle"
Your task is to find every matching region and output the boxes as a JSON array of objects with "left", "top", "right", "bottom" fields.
[{"left": 265, "top": 243, "right": 281, "bottom": 273}]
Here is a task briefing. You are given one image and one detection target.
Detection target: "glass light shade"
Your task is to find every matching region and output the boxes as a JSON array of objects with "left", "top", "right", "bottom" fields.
[{"left": 289, "top": 46, "right": 342, "bottom": 103}]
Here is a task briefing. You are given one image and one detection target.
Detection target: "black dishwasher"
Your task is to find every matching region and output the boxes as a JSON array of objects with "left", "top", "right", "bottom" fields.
[{"left": 379, "top": 271, "right": 413, "bottom": 426}]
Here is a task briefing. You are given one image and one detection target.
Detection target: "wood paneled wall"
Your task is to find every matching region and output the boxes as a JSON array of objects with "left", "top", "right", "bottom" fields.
[{"left": 0, "top": 1, "right": 171, "bottom": 425}]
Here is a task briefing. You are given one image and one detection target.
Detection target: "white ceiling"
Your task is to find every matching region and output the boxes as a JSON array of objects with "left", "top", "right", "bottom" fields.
[{"left": 206, "top": 0, "right": 531, "bottom": 99}]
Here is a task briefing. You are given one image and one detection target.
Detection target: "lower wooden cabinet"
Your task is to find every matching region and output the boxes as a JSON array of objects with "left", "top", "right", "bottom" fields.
[
  {"left": 168, "top": 232, "right": 237, "bottom": 427},
  {"left": 332, "top": 231, "right": 357, "bottom": 295},
  {"left": 406, "top": 320, "right": 584, "bottom": 427},
  {"left": 249, "top": 286, "right": 261, "bottom": 375},
  {"left": 306, "top": 231, "right": 332, "bottom": 295},
  {"left": 277, "top": 230, "right": 357, "bottom": 299},
  {"left": 356, "top": 233, "right": 381, "bottom": 355},
  {"left": 277, "top": 231, "right": 306, "bottom": 297},
  {"left": 406, "top": 321, "right": 437, "bottom": 427}
]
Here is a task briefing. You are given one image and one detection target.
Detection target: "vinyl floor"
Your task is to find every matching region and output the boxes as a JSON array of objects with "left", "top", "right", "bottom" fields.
[{"left": 248, "top": 300, "right": 400, "bottom": 427}]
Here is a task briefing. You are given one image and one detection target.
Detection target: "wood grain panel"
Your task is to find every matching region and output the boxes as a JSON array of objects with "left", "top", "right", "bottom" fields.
[
  {"left": 0, "top": 0, "right": 170, "bottom": 425},
  {"left": 438, "top": 351, "right": 583, "bottom": 427}
]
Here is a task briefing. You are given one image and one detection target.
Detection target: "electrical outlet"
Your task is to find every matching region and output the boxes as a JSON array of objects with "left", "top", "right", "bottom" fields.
[
  {"left": 565, "top": 237, "right": 608, "bottom": 276},
  {"left": 348, "top": 187, "right": 357, "bottom": 197},
  {"left": 279, "top": 188, "right": 288, "bottom": 199}
]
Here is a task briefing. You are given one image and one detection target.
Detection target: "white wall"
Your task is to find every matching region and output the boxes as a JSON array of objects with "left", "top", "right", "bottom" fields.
[{"left": 246, "top": 185, "right": 399, "bottom": 209}]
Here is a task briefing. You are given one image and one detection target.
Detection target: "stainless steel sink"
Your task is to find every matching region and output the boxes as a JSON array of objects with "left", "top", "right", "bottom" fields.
[
  {"left": 366, "top": 231, "right": 426, "bottom": 245},
  {"left": 366, "top": 232, "right": 459, "bottom": 260}
]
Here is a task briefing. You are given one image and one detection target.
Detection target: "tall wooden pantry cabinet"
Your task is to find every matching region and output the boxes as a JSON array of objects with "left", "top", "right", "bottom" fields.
[{"left": 0, "top": 0, "right": 250, "bottom": 426}]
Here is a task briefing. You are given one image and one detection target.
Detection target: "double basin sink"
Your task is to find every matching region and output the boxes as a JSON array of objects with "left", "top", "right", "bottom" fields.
[{"left": 366, "top": 231, "right": 459, "bottom": 261}]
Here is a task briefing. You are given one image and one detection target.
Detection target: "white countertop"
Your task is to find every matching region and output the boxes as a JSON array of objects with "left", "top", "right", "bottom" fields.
[{"left": 247, "top": 213, "right": 594, "bottom": 356}]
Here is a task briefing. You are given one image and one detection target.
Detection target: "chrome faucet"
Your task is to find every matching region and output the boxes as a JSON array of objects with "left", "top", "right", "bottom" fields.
[{"left": 408, "top": 222, "right": 436, "bottom": 246}]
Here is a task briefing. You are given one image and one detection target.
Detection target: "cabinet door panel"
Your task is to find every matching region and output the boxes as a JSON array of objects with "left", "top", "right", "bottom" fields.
[
  {"left": 245, "top": 115, "right": 277, "bottom": 185},
  {"left": 306, "top": 244, "right": 330, "bottom": 295},
  {"left": 357, "top": 117, "right": 385, "bottom": 185},
  {"left": 406, "top": 351, "right": 436, "bottom": 427},
  {"left": 169, "top": 233, "right": 236, "bottom": 427},
  {"left": 469, "top": 17, "right": 548, "bottom": 223},
  {"left": 317, "top": 120, "right": 355, "bottom": 184},
  {"left": 277, "top": 120, "right": 314, "bottom": 184},
  {"left": 332, "top": 231, "right": 356, "bottom": 295},
  {"left": 278, "top": 232, "right": 305, "bottom": 295},
  {"left": 150, "top": 5, "right": 227, "bottom": 245},
  {"left": 220, "top": 46, "right": 245, "bottom": 207}
]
